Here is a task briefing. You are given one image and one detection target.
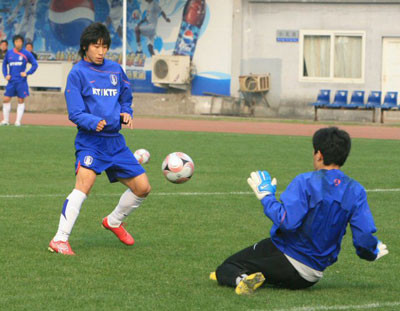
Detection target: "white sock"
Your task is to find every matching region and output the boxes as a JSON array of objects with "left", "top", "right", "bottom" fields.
[
  {"left": 137, "top": 42, "right": 142, "bottom": 52},
  {"left": 53, "top": 189, "right": 87, "bottom": 242},
  {"left": 236, "top": 274, "right": 248, "bottom": 286},
  {"left": 107, "top": 189, "right": 144, "bottom": 227},
  {"left": 16, "top": 103, "right": 25, "bottom": 124},
  {"left": 2, "top": 103, "right": 10, "bottom": 123}
]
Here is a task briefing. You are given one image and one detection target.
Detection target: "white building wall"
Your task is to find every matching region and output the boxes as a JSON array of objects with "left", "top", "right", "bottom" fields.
[{"left": 241, "top": 2, "right": 400, "bottom": 119}]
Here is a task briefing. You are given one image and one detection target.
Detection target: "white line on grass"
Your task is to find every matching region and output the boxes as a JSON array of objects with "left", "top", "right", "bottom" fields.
[
  {"left": 366, "top": 188, "right": 400, "bottom": 192},
  {"left": 0, "top": 192, "right": 253, "bottom": 198},
  {"left": 0, "top": 188, "right": 400, "bottom": 199},
  {"left": 260, "top": 301, "right": 400, "bottom": 311}
]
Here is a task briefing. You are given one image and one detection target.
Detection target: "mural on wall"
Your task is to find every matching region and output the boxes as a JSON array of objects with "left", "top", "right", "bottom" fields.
[{"left": 0, "top": 0, "right": 231, "bottom": 95}]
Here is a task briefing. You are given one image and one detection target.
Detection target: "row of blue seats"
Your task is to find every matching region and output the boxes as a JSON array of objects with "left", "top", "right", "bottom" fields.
[{"left": 310, "top": 90, "right": 398, "bottom": 110}]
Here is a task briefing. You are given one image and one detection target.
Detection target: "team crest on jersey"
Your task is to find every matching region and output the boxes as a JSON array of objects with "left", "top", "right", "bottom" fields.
[
  {"left": 84, "top": 156, "right": 93, "bottom": 166},
  {"left": 110, "top": 74, "right": 118, "bottom": 86},
  {"left": 19, "top": 55, "right": 22, "bottom": 61}
]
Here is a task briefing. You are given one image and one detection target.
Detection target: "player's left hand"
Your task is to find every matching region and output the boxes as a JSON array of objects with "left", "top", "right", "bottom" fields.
[
  {"left": 247, "top": 171, "right": 277, "bottom": 200},
  {"left": 96, "top": 119, "right": 107, "bottom": 132},
  {"left": 120, "top": 113, "right": 133, "bottom": 129},
  {"left": 375, "top": 241, "right": 388, "bottom": 260},
  {"left": 20, "top": 72, "right": 27, "bottom": 77}
]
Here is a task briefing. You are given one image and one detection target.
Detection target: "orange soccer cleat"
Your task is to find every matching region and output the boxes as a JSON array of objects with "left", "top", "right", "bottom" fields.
[
  {"left": 102, "top": 217, "right": 135, "bottom": 246},
  {"left": 48, "top": 239, "right": 75, "bottom": 255}
]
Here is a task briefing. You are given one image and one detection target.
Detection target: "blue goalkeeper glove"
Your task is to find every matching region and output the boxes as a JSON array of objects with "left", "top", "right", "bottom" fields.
[
  {"left": 374, "top": 241, "right": 389, "bottom": 260},
  {"left": 247, "top": 171, "right": 277, "bottom": 200}
]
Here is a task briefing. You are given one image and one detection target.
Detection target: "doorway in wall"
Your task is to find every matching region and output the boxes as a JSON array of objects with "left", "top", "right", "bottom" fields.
[{"left": 382, "top": 37, "right": 400, "bottom": 97}]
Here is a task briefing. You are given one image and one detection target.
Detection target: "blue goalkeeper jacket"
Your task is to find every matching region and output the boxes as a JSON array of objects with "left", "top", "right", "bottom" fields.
[
  {"left": 65, "top": 59, "right": 133, "bottom": 136},
  {"left": 2, "top": 48, "right": 38, "bottom": 82},
  {"left": 261, "top": 169, "right": 378, "bottom": 271}
]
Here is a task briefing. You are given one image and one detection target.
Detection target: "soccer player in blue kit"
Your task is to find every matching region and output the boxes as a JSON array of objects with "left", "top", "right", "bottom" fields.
[
  {"left": 49, "top": 23, "right": 151, "bottom": 255},
  {"left": 1, "top": 34, "right": 38, "bottom": 126},
  {"left": 211, "top": 127, "right": 389, "bottom": 295}
]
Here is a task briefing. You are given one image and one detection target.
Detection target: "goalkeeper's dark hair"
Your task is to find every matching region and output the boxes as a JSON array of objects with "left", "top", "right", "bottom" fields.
[
  {"left": 79, "top": 22, "right": 111, "bottom": 59},
  {"left": 312, "top": 127, "right": 351, "bottom": 167}
]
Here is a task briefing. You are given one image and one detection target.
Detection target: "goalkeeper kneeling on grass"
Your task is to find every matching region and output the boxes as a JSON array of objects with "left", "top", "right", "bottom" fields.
[{"left": 210, "top": 127, "right": 388, "bottom": 295}]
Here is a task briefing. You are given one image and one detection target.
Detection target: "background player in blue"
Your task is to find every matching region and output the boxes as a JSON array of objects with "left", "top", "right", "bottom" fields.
[
  {"left": 1, "top": 34, "right": 38, "bottom": 126},
  {"left": 49, "top": 23, "right": 151, "bottom": 255},
  {"left": 211, "top": 127, "right": 389, "bottom": 295}
]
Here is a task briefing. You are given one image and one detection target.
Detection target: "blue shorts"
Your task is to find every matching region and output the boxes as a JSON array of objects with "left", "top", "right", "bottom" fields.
[
  {"left": 5, "top": 80, "right": 29, "bottom": 98},
  {"left": 74, "top": 132, "right": 145, "bottom": 183}
]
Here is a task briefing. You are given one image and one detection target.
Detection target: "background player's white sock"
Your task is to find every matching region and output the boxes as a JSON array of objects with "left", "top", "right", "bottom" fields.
[
  {"left": 53, "top": 189, "right": 87, "bottom": 242},
  {"left": 137, "top": 42, "right": 142, "bottom": 53},
  {"left": 2, "top": 103, "right": 11, "bottom": 123},
  {"left": 107, "top": 189, "right": 144, "bottom": 227},
  {"left": 15, "top": 103, "right": 25, "bottom": 124}
]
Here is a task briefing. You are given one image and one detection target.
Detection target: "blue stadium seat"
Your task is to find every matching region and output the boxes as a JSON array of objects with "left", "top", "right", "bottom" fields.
[
  {"left": 365, "top": 91, "right": 382, "bottom": 109},
  {"left": 329, "top": 90, "right": 348, "bottom": 108},
  {"left": 381, "top": 91, "right": 398, "bottom": 110},
  {"left": 347, "top": 91, "right": 365, "bottom": 109},
  {"left": 310, "top": 89, "right": 330, "bottom": 107}
]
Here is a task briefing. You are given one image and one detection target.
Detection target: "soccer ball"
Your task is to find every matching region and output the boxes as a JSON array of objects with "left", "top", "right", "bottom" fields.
[
  {"left": 162, "top": 152, "right": 194, "bottom": 184},
  {"left": 134, "top": 149, "right": 150, "bottom": 164}
]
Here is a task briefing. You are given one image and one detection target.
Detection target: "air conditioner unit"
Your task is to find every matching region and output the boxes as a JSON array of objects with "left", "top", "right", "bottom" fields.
[
  {"left": 151, "top": 55, "right": 190, "bottom": 85},
  {"left": 239, "top": 74, "right": 270, "bottom": 92}
]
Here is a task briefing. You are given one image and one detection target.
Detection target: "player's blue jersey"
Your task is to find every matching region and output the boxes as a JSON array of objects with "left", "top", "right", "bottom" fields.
[
  {"left": 261, "top": 169, "right": 378, "bottom": 271},
  {"left": 2, "top": 48, "right": 38, "bottom": 82},
  {"left": 65, "top": 59, "right": 133, "bottom": 136}
]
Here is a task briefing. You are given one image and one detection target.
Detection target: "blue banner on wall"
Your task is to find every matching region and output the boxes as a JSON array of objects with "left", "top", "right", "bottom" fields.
[{"left": 0, "top": 0, "right": 231, "bottom": 96}]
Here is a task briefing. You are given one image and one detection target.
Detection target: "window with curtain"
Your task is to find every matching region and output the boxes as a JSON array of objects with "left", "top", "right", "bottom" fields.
[
  {"left": 301, "top": 31, "right": 364, "bottom": 82},
  {"left": 334, "top": 36, "right": 362, "bottom": 79},
  {"left": 303, "top": 35, "right": 330, "bottom": 78}
]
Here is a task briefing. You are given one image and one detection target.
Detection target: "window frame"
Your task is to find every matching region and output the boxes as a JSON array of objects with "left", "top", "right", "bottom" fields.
[{"left": 299, "top": 30, "right": 366, "bottom": 83}]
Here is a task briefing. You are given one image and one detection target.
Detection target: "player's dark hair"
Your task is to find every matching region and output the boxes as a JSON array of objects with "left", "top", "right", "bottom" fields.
[
  {"left": 79, "top": 22, "right": 111, "bottom": 58},
  {"left": 1, "top": 39, "right": 8, "bottom": 45},
  {"left": 12, "top": 35, "right": 24, "bottom": 44},
  {"left": 25, "top": 42, "right": 33, "bottom": 48},
  {"left": 312, "top": 127, "right": 351, "bottom": 167}
]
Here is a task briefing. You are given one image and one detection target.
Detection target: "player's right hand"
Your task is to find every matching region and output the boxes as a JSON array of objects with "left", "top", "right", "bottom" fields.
[
  {"left": 5, "top": 75, "right": 11, "bottom": 81},
  {"left": 375, "top": 241, "right": 388, "bottom": 260},
  {"left": 96, "top": 120, "right": 107, "bottom": 132},
  {"left": 120, "top": 113, "right": 133, "bottom": 129},
  {"left": 247, "top": 171, "right": 277, "bottom": 200}
]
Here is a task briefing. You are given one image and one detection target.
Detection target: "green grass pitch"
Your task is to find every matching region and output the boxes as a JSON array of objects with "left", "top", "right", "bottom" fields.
[{"left": 0, "top": 125, "right": 399, "bottom": 311}]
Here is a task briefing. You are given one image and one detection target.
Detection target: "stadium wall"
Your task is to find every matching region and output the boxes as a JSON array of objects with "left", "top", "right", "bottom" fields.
[
  {"left": 0, "top": 91, "right": 229, "bottom": 117},
  {"left": 1, "top": 1, "right": 400, "bottom": 121},
  {"left": 238, "top": 0, "right": 400, "bottom": 120},
  {"left": 0, "top": 90, "right": 399, "bottom": 121}
]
